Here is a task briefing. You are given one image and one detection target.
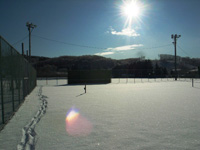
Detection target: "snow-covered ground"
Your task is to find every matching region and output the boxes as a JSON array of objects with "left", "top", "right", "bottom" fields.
[
  {"left": 0, "top": 87, "right": 41, "bottom": 150},
  {"left": 0, "top": 79, "right": 200, "bottom": 150}
]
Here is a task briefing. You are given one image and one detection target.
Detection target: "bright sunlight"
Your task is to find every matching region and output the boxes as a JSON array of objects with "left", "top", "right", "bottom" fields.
[
  {"left": 120, "top": 0, "right": 145, "bottom": 28},
  {"left": 122, "top": 0, "right": 141, "bottom": 18}
]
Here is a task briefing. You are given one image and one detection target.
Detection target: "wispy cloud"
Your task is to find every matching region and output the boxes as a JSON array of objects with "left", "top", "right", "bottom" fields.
[
  {"left": 95, "top": 51, "right": 114, "bottom": 56},
  {"left": 95, "top": 44, "right": 143, "bottom": 56},
  {"left": 106, "top": 44, "right": 143, "bottom": 51},
  {"left": 98, "top": 26, "right": 142, "bottom": 56},
  {"left": 109, "top": 27, "right": 140, "bottom": 37}
]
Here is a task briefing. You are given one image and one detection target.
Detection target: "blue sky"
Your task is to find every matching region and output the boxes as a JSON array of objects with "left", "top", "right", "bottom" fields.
[{"left": 0, "top": 0, "right": 200, "bottom": 59}]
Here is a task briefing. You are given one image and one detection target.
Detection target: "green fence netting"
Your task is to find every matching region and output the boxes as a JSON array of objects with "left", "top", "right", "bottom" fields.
[{"left": 0, "top": 36, "right": 36, "bottom": 127}]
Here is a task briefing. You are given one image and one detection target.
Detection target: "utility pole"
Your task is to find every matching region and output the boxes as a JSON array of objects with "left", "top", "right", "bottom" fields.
[
  {"left": 26, "top": 22, "right": 36, "bottom": 61},
  {"left": 171, "top": 34, "right": 181, "bottom": 81}
]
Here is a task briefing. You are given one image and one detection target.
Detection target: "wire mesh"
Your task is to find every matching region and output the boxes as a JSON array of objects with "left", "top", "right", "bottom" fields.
[{"left": 0, "top": 36, "right": 36, "bottom": 128}]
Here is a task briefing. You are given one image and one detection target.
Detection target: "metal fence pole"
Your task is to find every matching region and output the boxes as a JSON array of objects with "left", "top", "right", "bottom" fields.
[
  {"left": 18, "top": 81, "right": 21, "bottom": 104},
  {"left": 22, "top": 62, "right": 25, "bottom": 100},
  {"left": 0, "top": 77, "right": 4, "bottom": 124},
  {"left": 18, "top": 57, "right": 21, "bottom": 104},
  {"left": 11, "top": 77, "right": 14, "bottom": 111},
  {"left": 0, "top": 37, "right": 5, "bottom": 124},
  {"left": 11, "top": 48, "right": 15, "bottom": 112},
  {"left": 28, "top": 65, "right": 30, "bottom": 93}
]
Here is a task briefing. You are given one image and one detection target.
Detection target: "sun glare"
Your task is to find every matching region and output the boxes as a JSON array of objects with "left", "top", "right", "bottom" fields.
[
  {"left": 120, "top": 0, "right": 145, "bottom": 28},
  {"left": 123, "top": 1, "right": 141, "bottom": 18}
]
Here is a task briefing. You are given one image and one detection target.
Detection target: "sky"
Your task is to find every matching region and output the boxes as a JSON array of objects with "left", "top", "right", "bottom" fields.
[{"left": 0, "top": 0, "right": 200, "bottom": 60}]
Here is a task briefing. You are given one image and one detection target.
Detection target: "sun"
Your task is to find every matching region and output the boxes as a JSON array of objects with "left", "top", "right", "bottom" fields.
[
  {"left": 120, "top": 0, "right": 144, "bottom": 27},
  {"left": 122, "top": 0, "right": 141, "bottom": 18}
]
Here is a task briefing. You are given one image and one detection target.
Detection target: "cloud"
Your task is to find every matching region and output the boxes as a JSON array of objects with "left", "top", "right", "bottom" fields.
[
  {"left": 106, "top": 44, "right": 143, "bottom": 51},
  {"left": 95, "top": 51, "right": 114, "bottom": 56},
  {"left": 95, "top": 44, "right": 143, "bottom": 56},
  {"left": 109, "top": 27, "right": 140, "bottom": 37}
]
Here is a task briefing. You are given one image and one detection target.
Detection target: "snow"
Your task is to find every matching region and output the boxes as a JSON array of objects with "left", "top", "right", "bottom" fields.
[
  {"left": 17, "top": 87, "right": 48, "bottom": 150},
  {"left": 0, "top": 87, "right": 41, "bottom": 150},
  {"left": 0, "top": 79, "right": 200, "bottom": 150}
]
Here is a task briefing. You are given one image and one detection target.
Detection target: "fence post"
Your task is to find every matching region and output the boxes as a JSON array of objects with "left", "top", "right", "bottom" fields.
[
  {"left": 11, "top": 48, "right": 15, "bottom": 112},
  {"left": 11, "top": 76, "right": 14, "bottom": 111},
  {"left": 22, "top": 62, "right": 25, "bottom": 100},
  {"left": 0, "top": 75, "right": 4, "bottom": 124},
  {"left": 35, "top": 71, "right": 37, "bottom": 87},
  {"left": 18, "top": 82, "right": 20, "bottom": 104},
  {"left": 18, "top": 57, "right": 21, "bottom": 104},
  {"left": 28, "top": 65, "right": 31, "bottom": 93},
  {"left": 0, "top": 37, "right": 5, "bottom": 124}
]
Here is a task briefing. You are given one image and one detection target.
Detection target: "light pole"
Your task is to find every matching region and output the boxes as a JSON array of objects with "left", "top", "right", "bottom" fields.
[
  {"left": 26, "top": 22, "right": 37, "bottom": 61},
  {"left": 171, "top": 34, "right": 181, "bottom": 81}
]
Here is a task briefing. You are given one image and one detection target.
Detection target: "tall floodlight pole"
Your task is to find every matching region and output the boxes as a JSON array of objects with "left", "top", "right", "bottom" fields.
[
  {"left": 171, "top": 34, "right": 181, "bottom": 81},
  {"left": 26, "top": 22, "right": 37, "bottom": 60}
]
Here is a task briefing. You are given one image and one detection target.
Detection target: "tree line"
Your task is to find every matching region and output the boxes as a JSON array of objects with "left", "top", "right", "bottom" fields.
[{"left": 112, "top": 60, "right": 168, "bottom": 78}]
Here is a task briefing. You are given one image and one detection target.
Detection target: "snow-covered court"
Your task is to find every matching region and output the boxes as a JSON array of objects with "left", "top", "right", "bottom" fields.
[{"left": 1, "top": 79, "right": 200, "bottom": 150}]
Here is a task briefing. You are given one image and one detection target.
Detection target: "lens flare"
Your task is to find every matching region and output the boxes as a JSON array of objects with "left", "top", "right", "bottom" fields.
[
  {"left": 66, "top": 107, "right": 92, "bottom": 136},
  {"left": 66, "top": 109, "right": 79, "bottom": 122}
]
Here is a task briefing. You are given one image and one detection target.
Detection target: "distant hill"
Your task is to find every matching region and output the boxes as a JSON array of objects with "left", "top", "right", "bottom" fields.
[
  {"left": 28, "top": 55, "right": 200, "bottom": 78},
  {"left": 31, "top": 55, "right": 140, "bottom": 77}
]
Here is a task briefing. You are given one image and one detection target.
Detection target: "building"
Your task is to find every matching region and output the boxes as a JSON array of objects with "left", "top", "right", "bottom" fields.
[{"left": 159, "top": 54, "right": 182, "bottom": 62}]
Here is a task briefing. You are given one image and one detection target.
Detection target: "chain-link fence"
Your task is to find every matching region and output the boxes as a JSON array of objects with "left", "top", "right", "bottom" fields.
[
  {"left": 0, "top": 36, "right": 36, "bottom": 128},
  {"left": 36, "top": 67, "right": 200, "bottom": 88}
]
